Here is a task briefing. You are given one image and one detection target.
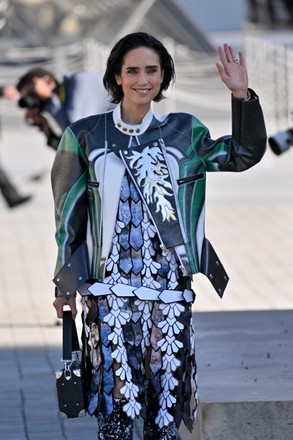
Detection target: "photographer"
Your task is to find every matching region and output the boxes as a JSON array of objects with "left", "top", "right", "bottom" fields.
[{"left": 16, "top": 68, "right": 115, "bottom": 150}]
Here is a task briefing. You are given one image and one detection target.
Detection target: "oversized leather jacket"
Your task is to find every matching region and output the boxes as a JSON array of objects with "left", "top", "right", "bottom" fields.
[{"left": 52, "top": 90, "right": 266, "bottom": 300}]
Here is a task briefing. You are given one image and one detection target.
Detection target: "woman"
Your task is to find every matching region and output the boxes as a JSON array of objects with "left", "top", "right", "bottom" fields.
[{"left": 52, "top": 32, "right": 266, "bottom": 439}]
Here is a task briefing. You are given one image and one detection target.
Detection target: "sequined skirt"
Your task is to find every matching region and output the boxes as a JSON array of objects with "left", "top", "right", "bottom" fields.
[
  {"left": 81, "top": 292, "right": 198, "bottom": 431},
  {"left": 82, "top": 172, "right": 198, "bottom": 430}
]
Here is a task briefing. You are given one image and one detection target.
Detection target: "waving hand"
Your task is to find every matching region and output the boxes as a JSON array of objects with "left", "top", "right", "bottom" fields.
[{"left": 216, "top": 44, "right": 249, "bottom": 100}]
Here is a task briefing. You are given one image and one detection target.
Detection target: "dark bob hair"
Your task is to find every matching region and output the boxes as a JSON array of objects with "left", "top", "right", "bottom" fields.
[{"left": 103, "top": 32, "right": 175, "bottom": 104}]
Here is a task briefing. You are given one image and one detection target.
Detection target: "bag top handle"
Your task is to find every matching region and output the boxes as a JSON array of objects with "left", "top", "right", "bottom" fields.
[{"left": 62, "top": 310, "right": 80, "bottom": 362}]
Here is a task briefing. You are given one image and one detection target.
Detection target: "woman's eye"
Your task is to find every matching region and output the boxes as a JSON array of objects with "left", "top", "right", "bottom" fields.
[{"left": 147, "top": 68, "right": 158, "bottom": 74}]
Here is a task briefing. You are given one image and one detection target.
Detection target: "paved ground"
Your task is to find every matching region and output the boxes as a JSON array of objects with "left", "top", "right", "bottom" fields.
[{"left": 0, "top": 61, "right": 293, "bottom": 439}]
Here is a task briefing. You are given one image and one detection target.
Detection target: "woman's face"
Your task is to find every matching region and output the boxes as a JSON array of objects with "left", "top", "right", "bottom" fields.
[{"left": 115, "top": 47, "right": 163, "bottom": 110}]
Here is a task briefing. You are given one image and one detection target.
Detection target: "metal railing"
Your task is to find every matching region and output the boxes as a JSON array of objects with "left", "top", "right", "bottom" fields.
[{"left": 246, "top": 35, "right": 293, "bottom": 133}]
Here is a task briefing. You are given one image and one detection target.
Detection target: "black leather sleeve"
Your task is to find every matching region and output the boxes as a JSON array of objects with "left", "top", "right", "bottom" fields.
[
  {"left": 198, "top": 89, "right": 267, "bottom": 173},
  {"left": 224, "top": 88, "right": 267, "bottom": 171}
]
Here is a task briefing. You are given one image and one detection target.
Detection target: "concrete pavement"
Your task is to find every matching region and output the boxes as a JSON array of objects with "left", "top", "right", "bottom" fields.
[{"left": 0, "top": 89, "right": 293, "bottom": 439}]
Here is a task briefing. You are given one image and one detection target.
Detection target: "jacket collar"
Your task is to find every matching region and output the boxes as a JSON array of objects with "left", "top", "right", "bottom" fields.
[{"left": 113, "top": 102, "right": 154, "bottom": 136}]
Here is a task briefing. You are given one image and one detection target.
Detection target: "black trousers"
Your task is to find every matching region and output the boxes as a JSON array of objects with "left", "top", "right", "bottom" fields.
[{"left": 0, "top": 167, "right": 29, "bottom": 207}]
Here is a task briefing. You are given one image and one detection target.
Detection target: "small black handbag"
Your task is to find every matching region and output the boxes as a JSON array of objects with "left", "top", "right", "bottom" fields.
[{"left": 55, "top": 310, "right": 88, "bottom": 418}]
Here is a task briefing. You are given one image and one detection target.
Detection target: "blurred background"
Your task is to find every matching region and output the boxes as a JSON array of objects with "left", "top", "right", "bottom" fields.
[{"left": 1, "top": 0, "right": 293, "bottom": 130}]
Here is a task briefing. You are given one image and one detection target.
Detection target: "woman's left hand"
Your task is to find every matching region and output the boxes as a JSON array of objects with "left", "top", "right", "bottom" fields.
[{"left": 216, "top": 43, "right": 248, "bottom": 100}]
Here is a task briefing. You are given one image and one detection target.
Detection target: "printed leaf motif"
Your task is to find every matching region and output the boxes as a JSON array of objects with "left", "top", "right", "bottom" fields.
[{"left": 127, "top": 146, "right": 177, "bottom": 222}]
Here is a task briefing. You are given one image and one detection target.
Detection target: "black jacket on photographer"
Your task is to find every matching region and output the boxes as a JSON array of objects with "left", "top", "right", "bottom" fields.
[{"left": 19, "top": 72, "right": 115, "bottom": 150}]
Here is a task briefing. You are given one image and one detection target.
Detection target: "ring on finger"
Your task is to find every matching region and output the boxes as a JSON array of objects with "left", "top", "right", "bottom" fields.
[{"left": 233, "top": 58, "right": 239, "bottom": 63}]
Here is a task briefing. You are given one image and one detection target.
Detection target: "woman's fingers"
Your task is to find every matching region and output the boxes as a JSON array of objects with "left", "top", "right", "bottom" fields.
[
  {"left": 218, "top": 44, "right": 245, "bottom": 68},
  {"left": 53, "top": 295, "right": 77, "bottom": 319}
]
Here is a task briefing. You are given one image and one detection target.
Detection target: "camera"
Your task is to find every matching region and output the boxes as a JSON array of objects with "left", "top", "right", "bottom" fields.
[
  {"left": 18, "top": 91, "right": 42, "bottom": 110},
  {"left": 18, "top": 91, "right": 61, "bottom": 150},
  {"left": 268, "top": 129, "right": 293, "bottom": 155}
]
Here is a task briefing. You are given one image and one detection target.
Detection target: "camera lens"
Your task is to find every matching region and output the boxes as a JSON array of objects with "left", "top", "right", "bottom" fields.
[
  {"left": 268, "top": 130, "right": 293, "bottom": 155},
  {"left": 18, "top": 92, "right": 41, "bottom": 109}
]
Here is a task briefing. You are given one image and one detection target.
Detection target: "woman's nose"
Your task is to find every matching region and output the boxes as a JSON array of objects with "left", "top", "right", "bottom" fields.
[{"left": 137, "top": 72, "right": 148, "bottom": 84}]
